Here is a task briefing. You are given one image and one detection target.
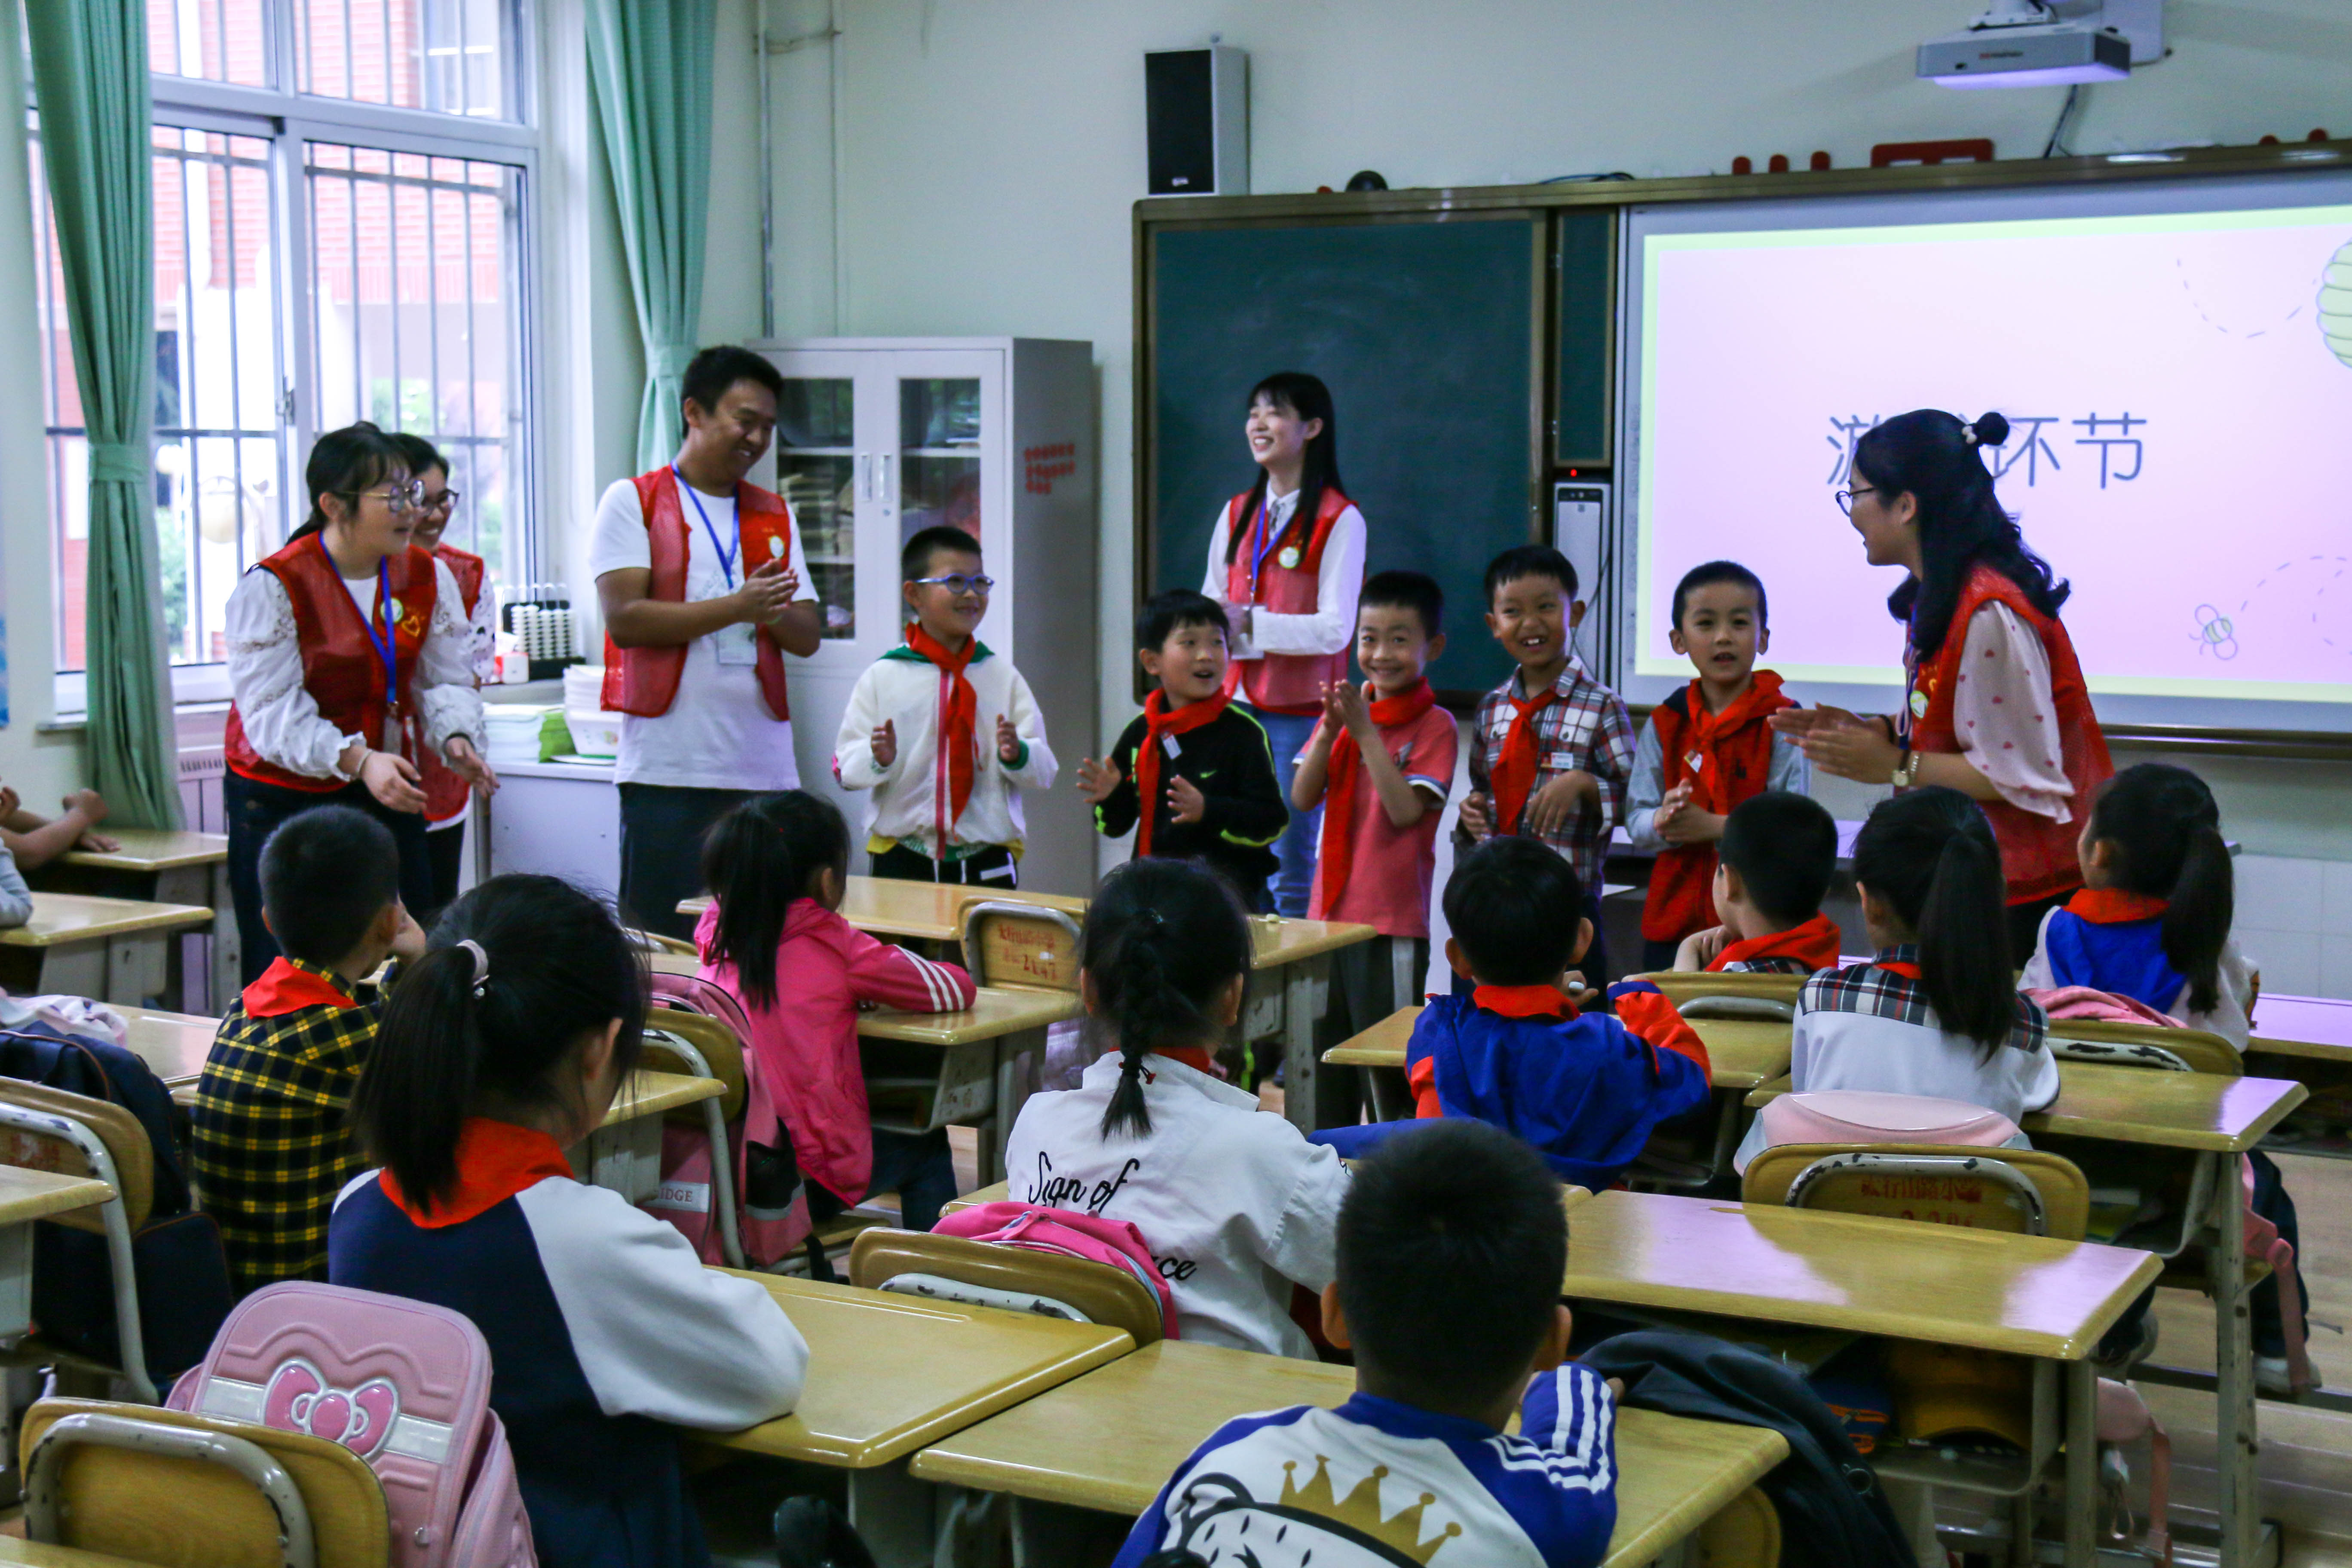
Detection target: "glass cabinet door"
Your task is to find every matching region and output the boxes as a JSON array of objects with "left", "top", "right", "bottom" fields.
[
  {"left": 896, "top": 375, "right": 983, "bottom": 550},
  {"left": 771, "top": 373, "right": 859, "bottom": 641}
]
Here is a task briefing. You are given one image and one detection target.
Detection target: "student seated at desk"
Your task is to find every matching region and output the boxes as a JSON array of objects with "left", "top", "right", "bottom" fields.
[
  {"left": 0, "top": 833, "right": 27, "bottom": 929},
  {"left": 1671, "top": 791, "right": 1842, "bottom": 974},
  {"left": 1006, "top": 858, "right": 1348, "bottom": 1357},
  {"left": 1115, "top": 1120, "right": 1618, "bottom": 1568},
  {"left": 194, "top": 806, "right": 426, "bottom": 1296},
  {"left": 698, "top": 790, "right": 976, "bottom": 1233},
  {"left": 0, "top": 776, "right": 117, "bottom": 872},
  {"left": 1348, "top": 837, "right": 1710, "bottom": 1191},
  {"left": 333, "top": 874, "right": 807, "bottom": 1568},
  {"left": 1736, "top": 787, "right": 2058, "bottom": 1170}
]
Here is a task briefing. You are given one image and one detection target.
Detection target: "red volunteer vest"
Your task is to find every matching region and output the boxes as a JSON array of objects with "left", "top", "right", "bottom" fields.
[
  {"left": 1638, "top": 671, "right": 1796, "bottom": 942},
  {"left": 599, "top": 468, "right": 794, "bottom": 722},
  {"left": 224, "top": 533, "right": 438, "bottom": 793},
  {"left": 1221, "top": 485, "right": 1357, "bottom": 716},
  {"left": 420, "top": 544, "right": 487, "bottom": 821},
  {"left": 1908, "top": 563, "right": 2112, "bottom": 905}
]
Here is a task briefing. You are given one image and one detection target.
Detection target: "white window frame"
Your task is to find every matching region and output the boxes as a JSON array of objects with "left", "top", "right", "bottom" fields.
[{"left": 50, "top": 0, "right": 544, "bottom": 718}]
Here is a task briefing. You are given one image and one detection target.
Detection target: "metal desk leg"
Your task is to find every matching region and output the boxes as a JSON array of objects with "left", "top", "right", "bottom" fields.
[
  {"left": 1282, "top": 954, "right": 1330, "bottom": 1135},
  {"left": 2064, "top": 1357, "right": 2095, "bottom": 1568},
  {"left": 153, "top": 865, "right": 214, "bottom": 1013},
  {"left": 846, "top": 1460, "right": 936, "bottom": 1568},
  {"left": 986, "top": 1025, "right": 1048, "bottom": 1189},
  {"left": 2210, "top": 1148, "right": 2258, "bottom": 1568}
]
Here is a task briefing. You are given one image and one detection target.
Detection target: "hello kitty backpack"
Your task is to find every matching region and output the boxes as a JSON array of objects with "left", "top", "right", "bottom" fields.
[{"left": 167, "top": 1281, "right": 536, "bottom": 1568}]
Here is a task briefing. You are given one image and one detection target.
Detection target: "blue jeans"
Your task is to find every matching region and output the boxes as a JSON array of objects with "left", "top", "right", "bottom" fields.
[{"left": 1248, "top": 707, "right": 1323, "bottom": 919}]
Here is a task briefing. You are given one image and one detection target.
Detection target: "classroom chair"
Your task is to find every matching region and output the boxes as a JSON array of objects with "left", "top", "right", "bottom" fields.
[
  {"left": 624, "top": 926, "right": 699, "bottom": 957},
  {"left": 1635, "top": 969, "right": 1805, "bottom": 1022},
  {"left": 0, "top": 1081, "right": 178, "bottom": 1403},
  {"left": 1743, "top": 1142, "right": 2092, "bottom": 1240},
  {"left": 959, "top": 900, "right": 1082, "bottom": 992},
  {"left": 640, "top": 1004, "right": 750, "bottom": 1270},
  {"left": 2043, "top": 1018, "right": 2241, "bottom": 1075},
  {"left": 1694, "top": 1483, "right": 1782, "bottom": 1568},
  {"left": 18, "top": 1396, "right": 389, "bottom": 1568},
  {"left": 846, "top": 1226, "right": 1166, "bottom": 1345}
]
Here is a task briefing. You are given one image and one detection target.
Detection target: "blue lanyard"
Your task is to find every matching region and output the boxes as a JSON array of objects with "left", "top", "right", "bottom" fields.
[
  {"left": 366, "top": 562, "right": 399, "bottom": 707},
  {"left": 673, "top": 467, "right": 741, "bottom": 587},
  {"left": 1247, "top": 495, "right": 1283, "bottom": 600}
]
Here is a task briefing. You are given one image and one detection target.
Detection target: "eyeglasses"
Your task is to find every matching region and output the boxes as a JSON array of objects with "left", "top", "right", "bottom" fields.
[
  {"left": 420, "top": 488, "right": 460, "bottom": 514},
  {"left": 912, "top": 573, "right": 994, "bottom": 595},
  {"left": 1834, "top": 485, "right": 1882, "bottom": 517},
  {"left": 346, "top": 480, "right": 424, "bottom": 514}
]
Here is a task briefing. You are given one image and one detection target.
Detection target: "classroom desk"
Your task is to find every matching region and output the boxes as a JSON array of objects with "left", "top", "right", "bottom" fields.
[
  {"left": 565, "top": 1071, "right": 723, "bottom": 1204},
  {"left": 1560, "top": 1187, "right": 2157, "bottom": 1568},
  {"left": 0, "top": 1167, "right": 118, "bottom": 1340},
  {"left": 42, "top": 830, "right": 235, "bottom": 1013},
  {"left": 859, "top": 987, "right": 1083, "bottom": 1187},
  {"left": 1244, "top": 915, "right": 1378, "bottom": 1136},
  {"left": 114, "top": 1004, "right": 220, "bottom": 1090},
  {"left": 910, "top": 1336, "right": 1787, "bottom": 1568},
  {"left": 1746, "top": 1061, "right": 2297, "bottom": 1566},
  {"left": 0, "top": 895, "right": 214, "bottom": 1011},
  {"left": 698, "top": 1272, "right": 1133, "bottom": 1568},
  {"left": 676, "top": 877, "right": 1089, "bottom": 947},
  {"left": 2243, "top": 992, "right": 2352, "bottom": 1155}
]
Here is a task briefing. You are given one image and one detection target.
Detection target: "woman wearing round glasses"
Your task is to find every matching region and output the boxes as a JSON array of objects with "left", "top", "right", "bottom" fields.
[
  {"left": 389, "top": 431, "right": 500, "bottom": 918},
  {"left": 221, "top": 422, "right": 494, "bottom": 982},
  {"left": 1773, "top": 408, "right": 2112, "bottom": 953}
]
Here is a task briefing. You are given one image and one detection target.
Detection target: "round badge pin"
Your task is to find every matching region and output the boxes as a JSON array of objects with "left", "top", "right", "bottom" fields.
[
  {"left": 1909, "top": 689, "right": 1930, "bottom": 718},
  {"left": 769, "top": 536, "right": 785, "bottom": 559},
  {"left": 1276, "top": 545, "right": 1302, "bottom": 570},
  {"left": 388, "top": 598, "right": 404, "bottom": 626}
]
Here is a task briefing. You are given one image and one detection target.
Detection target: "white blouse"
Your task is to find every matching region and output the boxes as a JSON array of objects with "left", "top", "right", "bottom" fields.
[
  {"left": 1200, "top": 488, "right": 1368, "bottom": 661},
  {"left": 1947, "top": 601, "right": 2074, "bottom": 821},
  {"left": 225, "top": 554, "right": 487, "bottom": 783}
]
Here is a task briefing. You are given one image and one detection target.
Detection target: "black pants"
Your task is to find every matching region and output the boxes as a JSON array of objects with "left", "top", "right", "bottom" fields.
[
  {"left": 226, "top": 771, "right": 432, "bottom": 986},
  {"left": 869, "top": 842, "right": 1019, "bottom": 889},
  {"left": 810, "top": 1127, "right": 956, "bottom": 1234},
  {"left": 1642, "top": 937, "right": 1682, "bottom": 974},
  {"left": 423, "top": 820, "right": 466, "bottom": 924},
  {"left": 618, "top": 784, "right": 753, "bottom": 941}
]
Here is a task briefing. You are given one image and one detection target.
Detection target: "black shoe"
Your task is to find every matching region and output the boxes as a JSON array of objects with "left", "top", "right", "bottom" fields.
[{"left": 774, "top": 1495, "right": 875, "bottom": 1568}]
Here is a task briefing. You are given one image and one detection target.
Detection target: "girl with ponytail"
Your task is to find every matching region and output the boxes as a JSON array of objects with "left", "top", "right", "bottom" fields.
[
  {"left": 1776, "top": 407, "right": 2113, "bottom": 959},
  {"left": 697, "top": 790, "right": 975, "bottom": 1235},
  {"left": 2022, "top": 763, "right": 2256, "bottom": 1042},
  {"left": 1004, "top": 858, "right": 1350, "bottom": 1357},
  {"left": 1735, "top": 788, "right": 2058, "bottom": 1168},
  {"left": 332, "top": 874, "right": 807, "bottom": 1568}
]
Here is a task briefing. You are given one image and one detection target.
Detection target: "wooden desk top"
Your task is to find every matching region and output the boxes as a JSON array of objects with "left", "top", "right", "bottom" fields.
[
  {"left": 116, "top": 1005, "right": 220, "bottom": 1087},
  {"left": 0, "top": 1166, "right": 116, "bottom": 1225},
  {"left": 1746, "top": 1063, "right": 2309, "bottom": 1154},
  {"left": 701, "top": 1274, "right": 1133, "bottom": 1467},
  {"left": 1317, "top": 1005, "right": 1790, "bottom": 1093},
  {"left": 859, "top": 986, "right": 1082, "bottom": 1045},
  {"left": 2247, "top": 993, "right": 2352, "bottom": 1061},
  {"left": 0, "top": 894, "right": 214, "bottom": 948},
  {"left": 57, "top": 829, "right": 229, "bottom": 874},
  {"left": 601, "top": 1071, "right": 723, "bottom": 1125},
  {"left": 1250, "top": 916, "right": 1378, "bottom": 967},
  {"left": 1561, "top": 1189, "right": 2159, "bottom": 1360},
  {"left": 679, "top": 877, "right": 1090, "bottom": 944},
  {"left": 909, "top": 1339, "right": 1785, "bottom": 1568}
]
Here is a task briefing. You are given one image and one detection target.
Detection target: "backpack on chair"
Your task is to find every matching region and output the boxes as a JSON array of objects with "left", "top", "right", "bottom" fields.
[
  {"left": 642, "top": 972, "right": 813, "bottom": 1268},
  {"left": 167, "top": 1280, "right": 536, "bottom": 1568}
]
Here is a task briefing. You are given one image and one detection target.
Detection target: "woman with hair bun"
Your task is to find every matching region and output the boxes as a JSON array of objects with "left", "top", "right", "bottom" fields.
[{"left": 1776, "top": 408, "right": 2113, "bottom": 953}]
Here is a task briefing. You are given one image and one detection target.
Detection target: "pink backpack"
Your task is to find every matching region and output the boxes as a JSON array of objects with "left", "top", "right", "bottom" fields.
[
  {"left": 641, "top": 972, "right": 812, "bottom": 1268},
  {"left": 166, "top": 1281, "right": 535, "bottom": 1568},
  {"left": 933, "top": 1201, "right": 1179, "bottom": 1340}
]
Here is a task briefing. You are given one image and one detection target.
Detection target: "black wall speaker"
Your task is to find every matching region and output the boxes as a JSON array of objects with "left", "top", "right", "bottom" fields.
[{"left": 1145, "top": 46, "right": 1247, "bottom": 197}]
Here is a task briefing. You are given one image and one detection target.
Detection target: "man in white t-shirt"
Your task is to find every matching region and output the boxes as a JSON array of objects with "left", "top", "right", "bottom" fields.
[{"left": 591, "top": 346, "right": 823, "bottom": 936}]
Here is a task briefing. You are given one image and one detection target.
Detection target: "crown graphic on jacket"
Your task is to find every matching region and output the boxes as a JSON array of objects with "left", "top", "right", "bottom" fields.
[{"left": 1279, "top": 1456, "right": 1463, "bottom": 1563}]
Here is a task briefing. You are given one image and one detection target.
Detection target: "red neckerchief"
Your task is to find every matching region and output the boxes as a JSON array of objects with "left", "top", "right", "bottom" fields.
[
  {"left": 1472, "top": 983, "right": 1579, "bottom": 1020},
  {"left": 905, "top": 624, "right": 980, "bottom": 838},
  {"left": 1707, "top": 913, "right": 1843, "bottom": 974},
  {"left": 1676, "top": 670, "right": 1793, "bottom": 813},
  {"left": 1133, "top": 688, "right": 1230, "bottom": 856},
  {"left": 379, "top": 1118, "right": 572, "bottom": 1228},
  {"left": 1152, "top": 1046, "right": 1220, "bottom": 1075},
  {"left": 2066, "top": 888, "right": 2169, "bottom": 924},
  {"left": 242, "top": 958, "right": 358, "bottom": 1020},
  {"left": 1490, "top": 676, "right": 1559, "bottom": 835},
  {"left": 1314, "top": 680, "right": 1437, "bottom": 916},
  {"left": 1877, "top": 959, "right": 1925, "bottom": 980}
]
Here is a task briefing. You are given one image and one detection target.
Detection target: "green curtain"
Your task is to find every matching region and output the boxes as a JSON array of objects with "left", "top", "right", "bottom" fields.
[
  {"left": 586, "top": 0, "right": 718, "bottom": 472},
  {"left": 25, "top": 0, "right": 181, "bottom": 829}
]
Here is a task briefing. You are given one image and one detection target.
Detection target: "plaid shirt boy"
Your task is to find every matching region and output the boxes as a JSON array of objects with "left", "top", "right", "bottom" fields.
[
  {"left": 1466, "top": 656, "right": 1637, "bottom": 897},
  {"left": 192, "top": 958, "right": 389, "bottom": 1295}
]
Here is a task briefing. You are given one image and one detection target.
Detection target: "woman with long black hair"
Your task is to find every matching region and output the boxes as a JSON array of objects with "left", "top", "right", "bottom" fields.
[
  {"left": 1776, "top": 408, "right": 2113, "bottom": 955},
  {"left": 222, "top": 423, "right": 493, "bottom": 981},
  {"left": 1200, "top": 371, "right": 1366, "bottom": 916}
]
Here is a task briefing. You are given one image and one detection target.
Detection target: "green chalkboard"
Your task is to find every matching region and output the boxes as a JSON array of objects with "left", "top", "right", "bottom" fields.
[
  {"left": 1555, "top": 209, "right": 1616, "bottom": 466},
  {"left": 1148, "top": 216, "right": 1544, "bottom": 695}
]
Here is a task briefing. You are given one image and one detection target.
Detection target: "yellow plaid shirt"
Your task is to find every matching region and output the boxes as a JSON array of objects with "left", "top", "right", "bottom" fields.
[{"left": 190, "top": 959, "right": 388, "bottom": 1296}]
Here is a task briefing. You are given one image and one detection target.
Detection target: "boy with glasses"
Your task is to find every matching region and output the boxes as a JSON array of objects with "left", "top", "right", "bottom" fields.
[{"left": 831, "top": 525, "right": 1058, "bottom": 886}]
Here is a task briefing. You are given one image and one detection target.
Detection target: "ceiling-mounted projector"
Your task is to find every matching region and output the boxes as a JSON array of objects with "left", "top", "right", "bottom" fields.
[{"left": 1918, "top": 0, "right": 2163, "bottom": 89}]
